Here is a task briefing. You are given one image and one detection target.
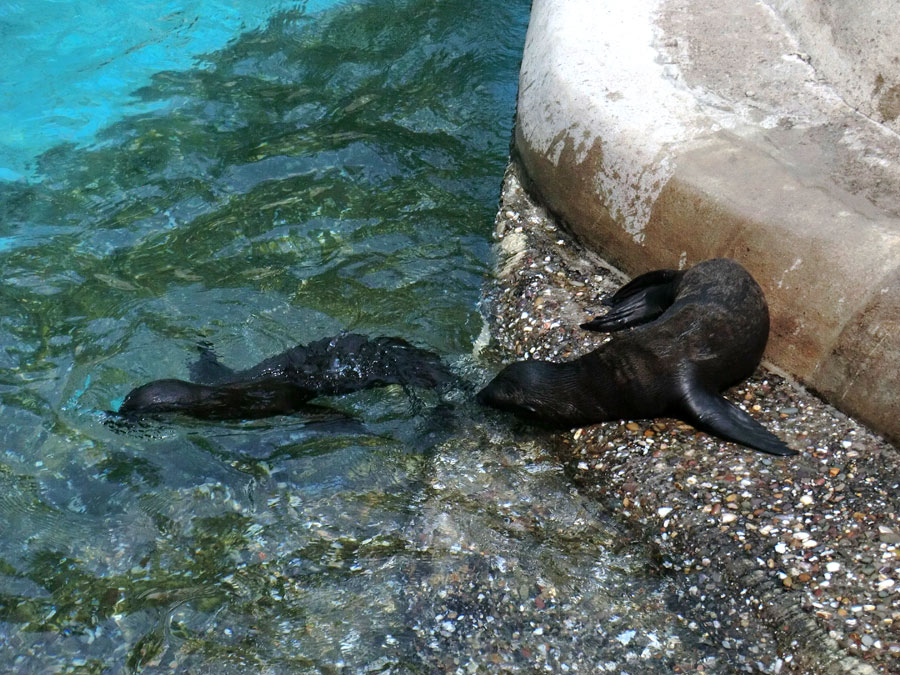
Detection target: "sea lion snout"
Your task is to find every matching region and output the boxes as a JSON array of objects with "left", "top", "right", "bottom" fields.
[
  {"left": 478, "top": 361, "right": 561, "bottom": 417},
  {"left": 477, "top": 375, "right": 532, "bottom": 413}
]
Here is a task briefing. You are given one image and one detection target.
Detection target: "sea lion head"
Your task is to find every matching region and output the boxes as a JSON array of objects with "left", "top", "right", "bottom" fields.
[
  {"left": 119, "top": 378, "right": 213, "bottom": 416},
  {"left": 477, "top": 360, "right": 580, "bottom": 423}
]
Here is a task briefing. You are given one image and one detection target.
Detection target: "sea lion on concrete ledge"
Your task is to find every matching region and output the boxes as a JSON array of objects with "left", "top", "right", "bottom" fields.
[
  {"left": 478, "top": 258, "right": 796, "bottom": 456},
  {"left": 119, "top": 333, "right": 450, "bottom": 420}
]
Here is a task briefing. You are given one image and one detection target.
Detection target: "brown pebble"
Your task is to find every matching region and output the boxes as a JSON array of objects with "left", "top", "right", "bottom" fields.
[
  {"left": 625, "top": 422, "right": 641, "bottom": 431},
  {"left": 829, "top": 467, "right": 841, "bottom": 477}
]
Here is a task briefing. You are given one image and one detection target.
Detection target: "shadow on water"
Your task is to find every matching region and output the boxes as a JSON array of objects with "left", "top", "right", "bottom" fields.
[{"left": 0, "top": 1, "right": 741, "bottom": 672}]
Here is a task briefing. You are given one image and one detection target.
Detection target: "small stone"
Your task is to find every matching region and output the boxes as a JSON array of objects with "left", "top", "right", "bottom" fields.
[
  {"left": 625, "top": 422, "right": 641, "bottom": 431},
  {"left": 877, "top": 579, "right": 895, "bottom": 591},
  {"left": 829, "top": 467, "right": 841, "bottom": 477},
  {"left": 826, "top": 562, "right": 841, "bottom": 572},
  {"left": 878, "top": 526, "right": 900, "bottom": 544},
  {"left": 721, "top": 513, "right": 737, "bottom": 524},
  {"left": 799, "top": 495, "right": 814, "bottom": 506},
  {"left": 658, "top": 507, "right": 673, "bottom": 518}
]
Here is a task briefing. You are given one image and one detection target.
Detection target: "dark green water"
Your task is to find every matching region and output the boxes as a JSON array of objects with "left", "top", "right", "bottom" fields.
[{"left": 0, "top": 1, "right": 531, "bottom": 670}]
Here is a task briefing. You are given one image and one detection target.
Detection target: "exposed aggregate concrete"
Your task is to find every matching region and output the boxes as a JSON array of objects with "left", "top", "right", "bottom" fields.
[{"left": 478, "top": 158, "right": 899, "bottom": 673}]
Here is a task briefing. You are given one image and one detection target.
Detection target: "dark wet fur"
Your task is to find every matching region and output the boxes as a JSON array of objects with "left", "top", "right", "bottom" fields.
[
  {"left": 118, "top": 333, "right": 452, "bottom": 421},
  {"left": 478, "top": 259, "right": 796, "bottom": 456}
]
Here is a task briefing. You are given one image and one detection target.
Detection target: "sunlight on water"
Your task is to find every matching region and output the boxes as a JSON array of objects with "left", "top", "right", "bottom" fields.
[{"left": 0, "top": 0, "right": 726, "bottom": 671}]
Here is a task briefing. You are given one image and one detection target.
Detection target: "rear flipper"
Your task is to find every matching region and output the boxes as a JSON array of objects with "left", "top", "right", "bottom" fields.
[
  {"left": 581, "top": 268, "right": 683, "bottom": 333},
  {"left": 677, "top": 382, "right": 797, "bottom": 457}
]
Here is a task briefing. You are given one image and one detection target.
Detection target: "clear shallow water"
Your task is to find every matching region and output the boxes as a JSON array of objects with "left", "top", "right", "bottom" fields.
[
  {"left": 0, "top": 1, "right": 728, "bottom": 672},
  {"left": 0, "top": 0, "right": 528, "bottom": 669}
]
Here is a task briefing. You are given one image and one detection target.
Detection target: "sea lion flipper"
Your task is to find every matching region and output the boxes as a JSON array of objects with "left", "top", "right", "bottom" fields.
[
  {"left": 581, "top": 269, "right": 682, "bottom": 332},
  {"left": 678, "top": 384, "right": 797, "bottom": 456},
  {"left": 603, "top": 269, "right": 681, "bottom": 306},
  {"left": 188, "top": 344, "right": 236, "bottom": 384}
]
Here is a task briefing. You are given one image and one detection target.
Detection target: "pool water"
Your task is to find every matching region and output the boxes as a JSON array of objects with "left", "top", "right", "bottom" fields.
[
  {"left": 0, "top": 0, "right": 340, "bottom": 181},
  {"left": 0, "top": 1, "right": 740, "bottom": 672}
]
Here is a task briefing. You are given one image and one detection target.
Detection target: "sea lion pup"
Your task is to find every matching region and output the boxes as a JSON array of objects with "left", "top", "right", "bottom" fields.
[
  {"left": 478, "top": 258, "right": 796, "bottom": 456},
  {"left": 119, "top": 333, "right": 451, "bottom": 420}
]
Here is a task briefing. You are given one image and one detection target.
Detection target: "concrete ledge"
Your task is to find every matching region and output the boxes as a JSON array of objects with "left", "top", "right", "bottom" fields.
[{"left": 515, "top": 0, "right": 900, "bottom": 443}]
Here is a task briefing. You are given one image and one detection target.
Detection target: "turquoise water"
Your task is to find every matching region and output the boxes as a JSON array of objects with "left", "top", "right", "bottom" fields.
[
  {"left": 0, "top": 0, "right": 339, "bottom": 181},
  {"left": 0, "top": 0, "right": 532, "bottom": 669}
]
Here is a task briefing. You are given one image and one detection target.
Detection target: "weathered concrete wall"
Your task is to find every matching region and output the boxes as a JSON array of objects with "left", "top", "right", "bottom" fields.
[
  {"left": 765, "top": 0, "right": 900, "bottom": 131},
  {"left": 515, "top": 0, "right": 900, "bottom": 443}
]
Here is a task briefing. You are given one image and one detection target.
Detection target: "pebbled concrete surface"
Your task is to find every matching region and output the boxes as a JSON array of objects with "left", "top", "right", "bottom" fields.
[
  {"left": 514, "top": 0, "right": 900, "bottom": 443},
  {"left": 482, "top": 160, "right": 899, "bottom": 673}
]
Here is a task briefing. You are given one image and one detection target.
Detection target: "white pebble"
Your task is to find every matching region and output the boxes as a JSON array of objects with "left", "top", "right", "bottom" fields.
[
  {"left": 826, "top": 562, "right": 841, "bottom": 572},
  {"left": 658, "top": 507, "right": 673, "bottom": 518}
]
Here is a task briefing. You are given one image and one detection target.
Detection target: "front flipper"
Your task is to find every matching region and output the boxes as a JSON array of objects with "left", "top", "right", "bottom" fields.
[
  {"left": 188, "top": 343, "right": 236, "bottom": 384},
  {"left": 581, "top": 268, "right": 683, "bottom": 333},
  {"left": 677, "top": 381, "right": 797, "bottom": 456}
]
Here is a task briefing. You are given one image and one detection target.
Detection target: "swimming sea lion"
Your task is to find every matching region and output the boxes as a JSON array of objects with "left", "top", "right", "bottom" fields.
[
  {"left": 478, "top": 258, "right": 796, "bottom": 456},
  {"left": 119, "top": 333, "right": 450, "bottom": 420}
]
